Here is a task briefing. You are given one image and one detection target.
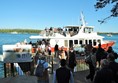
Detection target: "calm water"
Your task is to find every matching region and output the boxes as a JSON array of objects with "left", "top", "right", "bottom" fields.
[{"left": 0, "top": 33, "right": 118, "bottom": 78}]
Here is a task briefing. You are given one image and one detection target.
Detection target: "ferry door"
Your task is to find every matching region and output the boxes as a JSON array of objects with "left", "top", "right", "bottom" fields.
[{"left": 69, "top": 40, "right": 73, "bottom": 48}]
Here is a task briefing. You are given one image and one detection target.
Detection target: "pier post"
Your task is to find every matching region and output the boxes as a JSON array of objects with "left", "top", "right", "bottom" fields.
[
  {"left": 11, "top": 63, "right": 15, "bottom": 77},
  {"left": 4, "top": 63, "right": 7, "bottom": 77}
]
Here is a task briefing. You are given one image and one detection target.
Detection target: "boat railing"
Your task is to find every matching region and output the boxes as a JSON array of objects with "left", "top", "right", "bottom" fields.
[
  {"left": 75, "top": 56, "right": 89, "bottom": 72},
  {"left": 2, "top": 52, "right": 89, "bottom": 78}
]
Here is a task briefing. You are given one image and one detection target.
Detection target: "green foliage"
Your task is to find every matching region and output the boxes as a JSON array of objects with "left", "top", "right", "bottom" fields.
[{"left": 0, "top": 29, "right": 42, "bottom": 33}]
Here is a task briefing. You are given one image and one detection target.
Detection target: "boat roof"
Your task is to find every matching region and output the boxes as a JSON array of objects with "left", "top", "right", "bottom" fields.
[
  {"left": 30, "top": 33, "right": 104, "bottom": 40},
  {"left": 64, "top": 25, "right": 94, "bottom": 28}
]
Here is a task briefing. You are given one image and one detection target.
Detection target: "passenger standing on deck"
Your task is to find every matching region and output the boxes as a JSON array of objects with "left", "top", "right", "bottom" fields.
[
  {"left": 48, "top": 44, "right": 51, "bottom": 56},
  {"left": 40, "top": 41, "right": 45, "bottom": 53},
  {"left": 59, "top": 46, "right": 68, "bottom": 60},
  {"left": 96, "top": 43, "right": 106, "bottom": 68},
  {"left": 53, "top": 59, "right": 74, "bottom": 83},
  {"left": 54, "top": 44, "right": 59, "bottom": 58},
  {"left": 68, "top": 47, "right": 77, "bottom": 73},
  {"left": 107, "top": 46, "right": 114, "bottom": 53},
  {"left": 107, "top": 46, "right": 118, "bottom": 59},
  {"left": 85, "top": 42, "right": 93, "bottom": 56},
  {"left": 34, "top": 51, "right": 42, "bottom": 65}
]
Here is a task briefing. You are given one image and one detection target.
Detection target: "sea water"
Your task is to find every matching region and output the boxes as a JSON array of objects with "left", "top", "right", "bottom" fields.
[{"left": 0, "top": 33, "right": 118, "bottom": 78}]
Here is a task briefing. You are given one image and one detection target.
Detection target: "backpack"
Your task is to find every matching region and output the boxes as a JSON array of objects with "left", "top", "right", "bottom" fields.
[
  {"left": 85, "top": 54, "right": 92, "bottom": 64},
  {"left": 35, "top": 60, "right": 45, "bottom": 77}
]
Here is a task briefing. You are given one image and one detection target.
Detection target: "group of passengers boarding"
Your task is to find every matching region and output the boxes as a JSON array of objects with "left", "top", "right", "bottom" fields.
[
  {"left": 85, "top": 43, "right": 118, "bottom": 83},
  {"left": 32, "top": 40, "right": 118, "bottom": 83},
  {"left": 33, "top": 42, "right": 76, "bottom": 83}
]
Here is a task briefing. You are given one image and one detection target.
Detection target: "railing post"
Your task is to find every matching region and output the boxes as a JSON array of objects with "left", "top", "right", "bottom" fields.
[
  {"left": 51, "top": 56, "right": 53, "bottom": 74},
  {"left": 4, "top": 63, "right": 7, "bottom": 77},
  {"left": 11, "top": 63, "right": 15, "bottom": 77}
]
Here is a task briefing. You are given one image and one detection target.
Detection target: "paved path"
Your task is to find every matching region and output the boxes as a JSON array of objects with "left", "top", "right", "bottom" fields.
[
  {"left": 0, "top": 76, "right": 37, "bottom": 83},
  {"left": 49, "top": 57, "right": 93, "bottom": 83},
  {"left": 49, "top": 69, "right": 92, "bottom": 83}
]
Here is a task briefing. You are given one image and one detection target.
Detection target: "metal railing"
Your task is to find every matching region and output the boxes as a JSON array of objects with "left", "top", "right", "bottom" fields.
[{"left": 2, "top": 53, "right": 89, "bottom": 78}]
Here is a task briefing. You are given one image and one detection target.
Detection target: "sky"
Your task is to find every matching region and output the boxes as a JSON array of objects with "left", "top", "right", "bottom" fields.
[{"left": 0, "top": 0, "right": 117, "bottom": 32}]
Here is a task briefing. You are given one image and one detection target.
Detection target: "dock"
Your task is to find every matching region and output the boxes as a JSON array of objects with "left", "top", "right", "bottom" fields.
[{"left": 0, "top": 55, "right": 92, "bottom": 83}]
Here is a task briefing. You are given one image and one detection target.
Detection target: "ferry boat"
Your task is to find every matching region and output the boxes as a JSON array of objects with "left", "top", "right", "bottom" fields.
[{"left": 29, "top": 13, "right": 115, "bottom": 52}]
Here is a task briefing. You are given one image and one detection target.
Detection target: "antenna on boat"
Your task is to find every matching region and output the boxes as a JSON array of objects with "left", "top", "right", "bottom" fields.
[{"left": 80, "top": 11, "right": 86, "bottom": 26}]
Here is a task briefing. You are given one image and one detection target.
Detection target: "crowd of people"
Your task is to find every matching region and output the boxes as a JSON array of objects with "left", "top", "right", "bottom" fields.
[
  {"left": 43, "top": 27, "right": 79, "bottom": 37},
  {"left": 85, "top": 43, "right": 118, "bottom": 83},
  {"left": 32, "top": 41, "right": 77, "bottom": 83},
  {"left": 31, "top": 41, "right": 118, "bottom": 83}
]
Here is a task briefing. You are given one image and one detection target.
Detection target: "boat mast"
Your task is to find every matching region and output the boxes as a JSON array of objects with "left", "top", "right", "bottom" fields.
[{"left": 79, "top": 12, "right": 86, "bottom": 33}]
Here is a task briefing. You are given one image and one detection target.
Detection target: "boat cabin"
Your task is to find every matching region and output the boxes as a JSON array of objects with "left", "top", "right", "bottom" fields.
[
  {"left": 63, "top": 25, "right": 102, "bottom": 47},
  {"left": 64, "top": 25, "right": 94, "bottom": 35}
]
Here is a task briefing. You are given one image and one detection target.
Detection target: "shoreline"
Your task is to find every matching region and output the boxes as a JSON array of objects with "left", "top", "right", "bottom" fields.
[{"left": 0, "top": 29, "right": 118, "bottom": 34}]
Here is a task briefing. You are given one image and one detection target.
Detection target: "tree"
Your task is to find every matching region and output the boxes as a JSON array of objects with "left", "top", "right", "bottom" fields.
[{"left": 95, "top": 0, "right": 118, "bottom": 24}]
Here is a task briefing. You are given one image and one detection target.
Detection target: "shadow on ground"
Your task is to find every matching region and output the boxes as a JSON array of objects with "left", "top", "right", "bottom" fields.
[{"left": 74, "top": 70, "right": 92, "bottom": 83}]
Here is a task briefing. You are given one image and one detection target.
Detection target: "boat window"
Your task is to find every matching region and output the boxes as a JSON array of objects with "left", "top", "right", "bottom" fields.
[
  {"left": 69, "top": 28, "right": 72, "bottom": 31},
  {"left": 74, "top": 28, "right": 77, "bottom": 32},
  {"left": 84, "top": 28, "right": 87, "bottom": 33},
  {"left": 69, "top": 40, "right": 73, "bottom": 47},
  {"left": 74, "top": 40, "right": 78, "bottom": 44},
  {"left": 85, "top": 40, "right": 88, "bottom": 44},
  {"left": 97, "top": 39, "right": 101, "bottom": 44},
  {"left": 84, "top": 28, "right": 85, "bottom": 33},
  {"left": 84, "top": 28, "right": 92, "bottom": 33},
  {"left": 93, "top": 40, "right": 96, "bottom": 46},
  {"left": 88, "top": 28, "right": 91, "bottom": 33},
  {"left": 79, "top": 40, "right": 83, "bottom": 45},
  {"left": 64, "top": 40, "right": 68, "bottom": 47},
  {"left": 89, "top": 40, "right": 92, "bottom": 45}
]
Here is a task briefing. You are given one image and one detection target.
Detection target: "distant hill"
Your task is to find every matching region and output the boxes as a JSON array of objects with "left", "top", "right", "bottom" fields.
[
  {"left": 0, "top": 29, "right": 42, "bottom": 34},
  {"left": 0, "top": 29, "right": 118, "bottom": 34}
]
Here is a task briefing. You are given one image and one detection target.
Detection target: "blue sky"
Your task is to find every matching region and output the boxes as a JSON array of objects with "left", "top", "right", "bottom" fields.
[{"left": 0, "top": 0, "right": 117, "bottom": 32}]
